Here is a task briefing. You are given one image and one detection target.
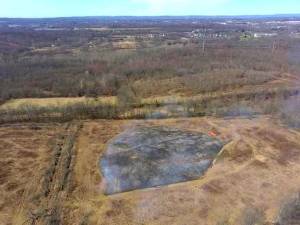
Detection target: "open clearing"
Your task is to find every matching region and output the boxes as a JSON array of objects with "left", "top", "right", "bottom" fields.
[
  {"left": 0, "top": 97, "right": 117, "bottom": 110},
  {"left": 0, "top": 116, "right": 300, "bottom": 225}
]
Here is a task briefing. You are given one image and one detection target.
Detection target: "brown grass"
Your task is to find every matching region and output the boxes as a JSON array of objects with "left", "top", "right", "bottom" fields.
[
  {"left": 0, "top": 123, "right": 65, "bottom": 225},
  {"left": 0, "top": 97, "right": 117, "bottom": 110},
  {"left": 1, "top": 116, "right": 300, "bottom": 225}
]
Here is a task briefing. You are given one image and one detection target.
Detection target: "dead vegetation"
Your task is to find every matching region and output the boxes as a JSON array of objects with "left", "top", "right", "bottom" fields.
[
  {"left": 32, "top": 122, "right": 81, "bottom": 225},
  {"left": 1, "top": 117, "right": 300, "bottom": 225},
  {"left": 0, "top": 83, "right": 299, "bottom": 125},
  {"left": 240, "top": 207, "right": 266, "bottom": 225},
  {"left": 0, "top": 121, "right": 82, "bottom": 225},
  {"left": 0, "top": 18, "right": 300, "bottom": 225},
  {"left": 0, "top": 123, "right": 64, "bottom": 225},
  {"left": 276, "top": 192, "right": 300, "bottom": 225}
]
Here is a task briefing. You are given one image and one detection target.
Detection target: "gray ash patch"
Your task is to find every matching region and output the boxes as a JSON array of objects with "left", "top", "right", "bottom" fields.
[{"left": 100, "top": 126, "right": 223, "bottom": 194}]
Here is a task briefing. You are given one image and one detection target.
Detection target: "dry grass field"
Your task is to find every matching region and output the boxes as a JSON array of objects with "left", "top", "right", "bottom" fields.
[
  {"left": 0, "top": 123, "right": 65, "bottom": 224},
  {"left": 0, "top": 97, "right": 117, "bottom": 110},
  {"left": 1, "top": 116, "right": 299, "bottom": 225}
]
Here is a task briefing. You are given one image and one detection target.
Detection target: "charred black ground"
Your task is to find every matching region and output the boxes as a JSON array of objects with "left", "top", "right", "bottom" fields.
[{"left": 100, "top": 126, "right": 223, "bottom": 194}]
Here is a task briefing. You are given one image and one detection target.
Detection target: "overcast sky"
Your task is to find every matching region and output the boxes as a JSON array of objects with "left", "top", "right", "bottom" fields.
[{"left": 1, "top": 0, "right": 300, "bottom": 18}]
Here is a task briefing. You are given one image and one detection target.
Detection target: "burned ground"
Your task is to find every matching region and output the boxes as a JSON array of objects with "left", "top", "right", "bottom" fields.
[{"left": 100, "top": 126, "right": 223, "bottom": 194}]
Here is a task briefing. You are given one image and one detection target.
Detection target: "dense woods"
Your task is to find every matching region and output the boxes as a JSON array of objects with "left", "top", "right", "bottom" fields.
[{"left": 0, "top": 39, "right": 297, "bottom": 99}]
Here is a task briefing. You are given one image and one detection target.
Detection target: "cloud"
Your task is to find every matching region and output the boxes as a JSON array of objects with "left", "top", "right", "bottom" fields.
[{"left": 130, "top": 0, "right": 229, "bottom": 14}]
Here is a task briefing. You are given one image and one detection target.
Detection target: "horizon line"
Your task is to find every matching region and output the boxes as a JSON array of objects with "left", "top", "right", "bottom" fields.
[{"left": 1, "top": 13, "right": 300, "bottom": 20}]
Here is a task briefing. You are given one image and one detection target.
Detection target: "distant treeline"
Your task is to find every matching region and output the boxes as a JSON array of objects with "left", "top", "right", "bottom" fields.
[{"left": 1, "top": 37, "right": 298, "bottom": 101}]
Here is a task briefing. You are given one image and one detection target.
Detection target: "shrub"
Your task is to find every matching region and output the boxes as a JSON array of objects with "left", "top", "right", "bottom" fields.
[{"left": 117, "top": 85, "right": 140, "bottom": 109}]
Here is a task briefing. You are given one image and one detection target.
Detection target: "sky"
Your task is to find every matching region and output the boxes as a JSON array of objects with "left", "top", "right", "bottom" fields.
[{"left": 1, "top": 0, "right": 300, "bottom": 18}]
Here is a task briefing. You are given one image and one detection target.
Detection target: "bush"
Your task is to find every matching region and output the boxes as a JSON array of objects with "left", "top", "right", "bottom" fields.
[{"left": 117, "top": 85, "right": 140, "bottom": 109}]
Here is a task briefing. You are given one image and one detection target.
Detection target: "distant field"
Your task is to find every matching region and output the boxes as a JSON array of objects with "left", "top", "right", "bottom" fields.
[{"left": 0, "top": 97, "right": 117, "bottom": 110}]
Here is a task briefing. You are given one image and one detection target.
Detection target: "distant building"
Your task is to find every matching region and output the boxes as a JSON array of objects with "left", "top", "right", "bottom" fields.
[
  {"left": 254, "top": 33, "right": 277, "bottom": 38},
  {"left": 290, "top": 32, "right": 300, "bottom": 39}
]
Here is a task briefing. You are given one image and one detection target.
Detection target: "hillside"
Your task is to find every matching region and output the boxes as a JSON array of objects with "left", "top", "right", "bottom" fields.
[{"left": 0, "top": 16, "right": 300, "bottom": 225}]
